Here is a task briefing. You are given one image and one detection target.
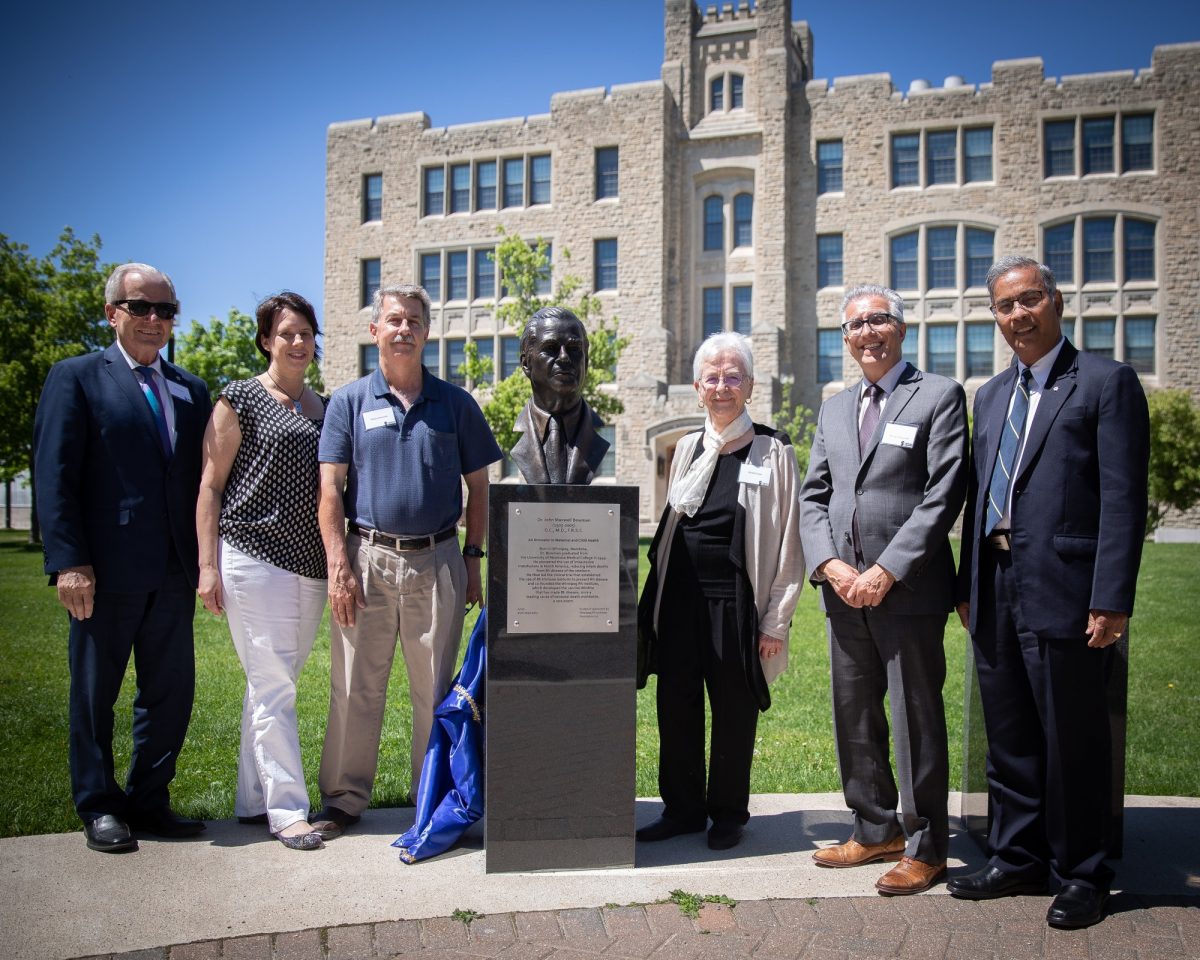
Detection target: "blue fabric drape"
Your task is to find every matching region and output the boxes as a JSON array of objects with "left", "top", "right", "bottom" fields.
[{"left": 392, "top": 608, "right": 486, "bottom": 862}]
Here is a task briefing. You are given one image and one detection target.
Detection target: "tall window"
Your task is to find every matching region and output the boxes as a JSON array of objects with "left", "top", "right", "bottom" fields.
[
  {"left": 926, "top": 326, "right": 957, "bottom": 378},
  {"left": 473, "top": 248, "right": 495, "bottom": 300},
  {"left": 1084, "top": 319, "right": 1115, "bottom": 359},
  {"left": 447, "top": 340, "right": 467, "bottom": 387},
  {"left": 926, "top": 131, "right": 957, "bottom": 185},
  {"left": 363, "top": 174, "right": 382, "bottom": 222},
  {"left": 1045, "top": 222, "right": 1074, "bottom": 283},
  {"left": 1044, "top": 120, "right": 1076, "bottom": 177},
  {"left": 732, "top": 286, "right": 752, "bottom": 335},
  {"left": 964, "top": 127, "right": 993, "bottom": 182},
  {"left": 424, "top": 167, "right": 445, "bottom": 216},
  {"left": 1122, "top": 114, "right": 1154, "bottom": 171},
  {"left": 422, "top": 341, "right": 440, "bottom": 374},
  {"left": 474, "top": 338, "right": 495, "bottom": 386},
  {"left": 817, "top": 234, "right": 843, "bottom": 288},
  {"left": 450, "top": 164, "right": 470, "bottom": 213},
  {"left": 360, "top": 344, "right": 379, "bottom": 375},
  {"left": 891, "top": 223, "right": 995, "bottom": 291},
  {"left": 1083, "top": 217, "right": 1115, "bottom": 283},
  {"left": 890, "top": 232, "right": 919, "bottom": 290},
  {"left": 502, "top": 158, "right": 524, "bottom": 208},
  {"left": 965, "top": 323, "right": 993, "bottom": 378},
  {"left": 534, "top": 243, "right": 553, "bottom": 296},
  {"left": 1125, "top": 317, "right": 1156, "bottom": 373},
  {"left": 703, "top": 196, "right": 723, "bottom": 251},
  {"left": 965, "top": 228, "right": 994, "bottom": 288},
  {"left": 420, "top": 252, "right": 441, "bottom": 302},
  {"left": 595, "top": 147, "right": 619, "bottom": 200},
  {"left": 817, "top": 329, "right": 842, "bottom": 384},
  {"left": 447, "top": 251, "right": 469, "bottom": 300},
  {"left": 926, "top": 226, "right": 957, "bottom": 288},
  {"left": 702, "top": 287, "right": 723, "bottom": 337},
  {"left": 710, "top": 76, "right": 723, "bottom": 112},
  {"left": 733, "top": 193, "right": 753, "bottom": 248},
  {"left": 595, "top": 425, "right": 617, "bottom": 478},
  {"left": 594, "top": 238, "right": 617, "bottom": 291},
  {"left": 730, "top": 74, "right": 744, "bottom": 109},
  {"left": 1124, "top": 219, "right": 1156, "bottom": 280},
  {"left": 1082, "top": 117, "right": 1115, "bottom": 174},
  {"left": 529, "top": 154, "right": 552, "bottom": 205},
  {"left": 361, "top": 258, "right": 380, "bottom": 308},
  {"left": 892, "top": 133, "right": 920, "bottom": 187},
  {"left": 817, "top": 140, "right": 843, "bottom": 194},
  {"left": 500, "top": 337, "right": 521, "bottom": 379},
  {"left": 475, "top": 161, "right": 496, "bottom": 211}
]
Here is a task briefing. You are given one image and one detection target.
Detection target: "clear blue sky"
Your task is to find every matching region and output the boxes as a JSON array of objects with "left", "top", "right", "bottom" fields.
[{"left": 3, "top": 0, "right": 1196, "bottom": 331}]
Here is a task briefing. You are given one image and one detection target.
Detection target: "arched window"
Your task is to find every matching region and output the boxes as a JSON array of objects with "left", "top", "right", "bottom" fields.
[
  {"left": 703, "top": 195, "right": 724, "bottom": 251},
  {"left": 733, "top": 193, "right": 753, "bottom": 248}
]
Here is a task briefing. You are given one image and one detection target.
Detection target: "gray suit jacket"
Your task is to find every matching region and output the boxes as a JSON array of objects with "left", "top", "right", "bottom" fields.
[{"left": 799, "top": 362, "right": 968, "bottom": 617}]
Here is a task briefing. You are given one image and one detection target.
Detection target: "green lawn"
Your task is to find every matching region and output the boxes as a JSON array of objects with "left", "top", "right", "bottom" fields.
[{"left": 1, "top": 529, "right": 1195, "bottom": 838}]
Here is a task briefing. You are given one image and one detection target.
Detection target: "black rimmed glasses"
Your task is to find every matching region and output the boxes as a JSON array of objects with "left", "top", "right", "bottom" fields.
[
  {"left": 113, "top": 299, "right": 179, "bottom": 320},
  {"left": 841, "top": 312, "right": 897, "bottom": 336},
  {"left": 990, "top": 289, "right": 1046, "bottom": 317}
]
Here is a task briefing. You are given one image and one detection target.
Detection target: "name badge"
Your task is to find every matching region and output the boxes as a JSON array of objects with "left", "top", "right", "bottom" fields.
[
  {"left": 166, "top": 380, "right": 192, "bottom": 402},
  {"left": 738, "top": 463, "right": 771, "bottom": 486},
  {"left": 881, "top": 422, "right": 918, "bottom": 448},
  {"left": 362, "top": 407, "right": 396, "bottom": 430}
]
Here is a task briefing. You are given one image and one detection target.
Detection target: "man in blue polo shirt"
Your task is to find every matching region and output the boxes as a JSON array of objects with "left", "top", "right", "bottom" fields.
[{"left": 313, "top": 283, "right": 502, "bottom": 839}]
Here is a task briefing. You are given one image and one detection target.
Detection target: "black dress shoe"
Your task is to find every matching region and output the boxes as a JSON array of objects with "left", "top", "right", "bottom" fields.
[
  {"left": 635, "top": 816, "right": 705, "bottom": 843},
  {"left": 707, "top": 821, "right": 744, "bottom": 851},
  {"left": 310, "top": 806, "right": 361, "bottom": 841},
  {"left": 947, "top": 864, "right": 1047, "bottom": 900},
  {"left": 1047, "top": 884, "right": 1109, "bottom": 929},
  {"left": 84, "top": 814, "right": 138, "bottom": 853},
  {"left": 127, "top": 807, "right": 207, "bottom": 838}
]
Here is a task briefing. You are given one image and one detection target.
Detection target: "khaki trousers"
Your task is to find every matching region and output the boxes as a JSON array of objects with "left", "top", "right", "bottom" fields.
[{"left": 318, "top": 532, "right": 465, "bottom": 815}]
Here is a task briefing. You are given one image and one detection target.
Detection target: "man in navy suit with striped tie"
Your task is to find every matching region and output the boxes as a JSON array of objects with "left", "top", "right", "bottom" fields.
[
  {"left": 951, "top": 256, "right": 1149, "bottom": 928},
  {"left": 34, "top": 263, "right": 212, "bottom": 852}
]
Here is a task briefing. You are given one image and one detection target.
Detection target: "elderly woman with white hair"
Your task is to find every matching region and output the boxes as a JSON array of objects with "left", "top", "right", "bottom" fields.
[{"left": 637, "top": 331, "right": 803, "bottom": 850}]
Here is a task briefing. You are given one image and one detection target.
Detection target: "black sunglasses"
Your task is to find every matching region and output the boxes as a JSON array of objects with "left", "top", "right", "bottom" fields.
[{"left": 113, "top": 299, "right": 179, "bottom": 320}]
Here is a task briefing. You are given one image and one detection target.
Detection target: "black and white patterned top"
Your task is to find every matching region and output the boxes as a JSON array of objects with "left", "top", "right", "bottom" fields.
[{"left": 218, "top": 378, "right": 327, "bottom": 579}]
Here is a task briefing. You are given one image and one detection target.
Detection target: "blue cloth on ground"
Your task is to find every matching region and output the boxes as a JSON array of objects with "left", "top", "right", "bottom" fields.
[{"left": 392, "top": 607, "right": 486, "bottom": 862}]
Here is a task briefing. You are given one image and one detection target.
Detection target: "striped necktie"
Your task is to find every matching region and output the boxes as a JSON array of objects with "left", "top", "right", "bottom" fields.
[
  {"left": 135, "top": 365, "right": 173, "bottom": 457},
  {"left": 984, "top": 367, "right": 1032, "bottom": 535}
]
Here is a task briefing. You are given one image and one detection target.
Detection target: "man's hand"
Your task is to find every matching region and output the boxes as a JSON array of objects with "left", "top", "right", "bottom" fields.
[
  {"left": 956, "top": 602, "right": 970, "bottom": 631},
  {"left": 758, "top": 633, "right": 783, "bottom": 659},
  {"left": 818, "top": 558, "right": 862, "bottom": 607},
  {"left": 464, "top": 556, "right": 483, "bottom": 608},
  {"left": 1086, "top": 609, "right": 1128, "bottom": 649},
  {"left": 198, "top": 567, "right": 224, "bottom": 617},
  {"left": 328, "top": 561, "right": 366, "bottom": 628},
  {"left": 56, "top": 565, "right": 96, "bottom": 621},
  {"left": 846, "top": 563, "right": 896, "bottom": 608}
]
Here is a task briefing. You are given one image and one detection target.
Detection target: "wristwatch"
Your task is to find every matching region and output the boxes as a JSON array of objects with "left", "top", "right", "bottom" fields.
[{"left": 463, "top": 544, "right": 486, "bottom": 559}]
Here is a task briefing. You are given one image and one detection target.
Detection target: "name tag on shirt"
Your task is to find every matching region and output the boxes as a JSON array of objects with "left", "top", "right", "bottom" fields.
[
  {"left": 738, "top": 463, "right": 771, "bottom": 486},
  {"left": 166, "top": 379, "right": 192, "bottom": 402},
  {"left": 363, "top": 407, "right": 396, "bottom": 430},
  {"left": 881, "top": 422, "right": 918, "bottom": 448}
]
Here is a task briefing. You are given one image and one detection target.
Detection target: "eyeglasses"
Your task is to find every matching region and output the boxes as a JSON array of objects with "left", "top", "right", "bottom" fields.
[
  {"left": 701, "top": 374, "right": 745, "bottom": 390},
  {"left": 991, "top": 289, "right": 1046, "bottom": 317},
  {"left": 841, "top": 312, "right": 897, "bottom": 336},
  {"left": 113, "top": 299, "right": 179, "bottom": 320}
]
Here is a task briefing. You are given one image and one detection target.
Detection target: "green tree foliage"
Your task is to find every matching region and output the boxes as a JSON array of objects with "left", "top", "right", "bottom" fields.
[
  {"left": 774, "top": 379, "right": 817, "bottom": 479},
  {"left": 175, "top": 308, "right": 325, "bottom": 399},
  {"left": 0, "top": 229, "right": 112, "bottom": 486},
  {"left": 1147, "top": 388, "right": 1200, "bottom": 534},
  {"left": 463, "top": 228, "right": 628, "bottom": 453}
]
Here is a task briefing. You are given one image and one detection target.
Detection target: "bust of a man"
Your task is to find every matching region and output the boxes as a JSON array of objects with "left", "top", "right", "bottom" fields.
[{"left": 510, "top": 306, "right": 609, "bottom": 485}]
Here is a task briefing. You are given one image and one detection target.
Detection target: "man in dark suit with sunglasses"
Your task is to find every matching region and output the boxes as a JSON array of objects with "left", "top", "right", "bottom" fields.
[{"left": 34, "top": 263, "right": 212, "bottom": 852}]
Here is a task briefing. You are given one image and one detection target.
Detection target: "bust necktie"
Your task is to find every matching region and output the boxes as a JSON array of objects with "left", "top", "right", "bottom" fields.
[{"left": 546, "top": 415, "right": 568, "bottom": 484}]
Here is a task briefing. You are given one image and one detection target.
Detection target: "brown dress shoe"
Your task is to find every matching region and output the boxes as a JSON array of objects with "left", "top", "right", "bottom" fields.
[
  {"left": 812, "top": 835, "right": 905, "bottom": 868},
  {"left": 875, "top": 857, "right": 947, "bottom": 895}
]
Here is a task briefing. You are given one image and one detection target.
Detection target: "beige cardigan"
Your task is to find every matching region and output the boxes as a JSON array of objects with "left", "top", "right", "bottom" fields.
[{"left": 649, "top": 427, "right": 804, "bottom": 685}]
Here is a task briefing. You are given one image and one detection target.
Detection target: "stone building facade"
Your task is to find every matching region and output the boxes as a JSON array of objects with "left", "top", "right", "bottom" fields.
[{"left": 323, "top": 0, "right": 1200, "bottom": 528}]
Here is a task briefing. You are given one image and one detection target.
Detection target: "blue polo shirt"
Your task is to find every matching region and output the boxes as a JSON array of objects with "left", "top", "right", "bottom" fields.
[{"left": 319, "top": 366, "right": 502, "bottom": 536}]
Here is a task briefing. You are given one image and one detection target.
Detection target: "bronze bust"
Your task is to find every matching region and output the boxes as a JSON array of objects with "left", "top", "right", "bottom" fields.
[{"left": 510, "top": 306, "right": 609, "bottom": 485}]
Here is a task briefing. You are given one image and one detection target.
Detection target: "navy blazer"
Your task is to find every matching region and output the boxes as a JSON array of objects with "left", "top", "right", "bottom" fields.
[
  {"left": 33, "top": 343, "right": 212, "bottom": 593},
  {"left": 957, "top": 341, "right": 1149, "bottom": 637}
]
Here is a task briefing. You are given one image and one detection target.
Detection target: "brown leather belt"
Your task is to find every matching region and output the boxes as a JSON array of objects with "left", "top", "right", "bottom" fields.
[
  {"left": 986, "top": 531, "right": 1012, "bottom": 552},
  {"left": 348, "top": 523, "right": 457, "bottom": 551}
]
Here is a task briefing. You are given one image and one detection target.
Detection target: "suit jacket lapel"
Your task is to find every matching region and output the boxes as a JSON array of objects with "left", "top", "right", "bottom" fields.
[
  {"left": 510, "top": 405, "right": 550, "bottom": 483},
  {"left": 1016, "top": 342, "right": 1079, "bottom": 487},
  {"left": 859, "top": 362, "right": 917, "bottom": 469},
  {"left": 843, "top": 381, "right": 863, "bottom": 466},
  {"left": 979, "top": 365, "right": 1018, "bottom": 481}
]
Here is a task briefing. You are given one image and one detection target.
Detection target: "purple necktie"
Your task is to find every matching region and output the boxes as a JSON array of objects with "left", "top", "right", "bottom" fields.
[
  {"left": 858, "top": 383, "right": 882, "bottom": 455},
  {"left": 136, "top": 365, "right": 173, "bottom": 457}
]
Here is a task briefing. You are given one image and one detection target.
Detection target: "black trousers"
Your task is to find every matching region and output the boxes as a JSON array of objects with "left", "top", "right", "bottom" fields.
[
  {"left": 67, "top": 565, "right": 196, "bottom": 824},
  {"left": 972, "top": 543, "right": 1114, "bottom": 889},
  {"left": 654, "top": 571, "right": 759, "bottom": 828}
]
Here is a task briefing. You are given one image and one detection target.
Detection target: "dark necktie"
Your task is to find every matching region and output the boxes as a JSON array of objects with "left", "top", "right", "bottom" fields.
[
  {"left": 546, "top": 415, "right": 568, "bottom": 484},
  {"left": 985, "top": 367, "right": 1033, "bottom": 535},
  {"left": 858, "top": 383, "right": 882, "bottom": 455},
  {"left": 136, "top": 365, "right": 173, "bottom": 457}
]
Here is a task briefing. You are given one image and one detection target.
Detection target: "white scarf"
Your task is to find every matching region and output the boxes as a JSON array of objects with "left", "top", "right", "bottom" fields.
[{"left": 668, "top": 410, "right": 754, "bottom": 517}]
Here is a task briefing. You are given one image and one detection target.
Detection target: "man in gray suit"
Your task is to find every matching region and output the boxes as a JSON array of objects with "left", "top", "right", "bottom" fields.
[{"left": 799, "top": 284, "right": 968, "bottom": 895}]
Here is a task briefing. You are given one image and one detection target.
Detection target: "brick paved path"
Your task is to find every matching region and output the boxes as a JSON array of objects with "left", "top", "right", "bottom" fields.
[{"left": 85, "top": 893, "right": 1200, "bottom": 960}]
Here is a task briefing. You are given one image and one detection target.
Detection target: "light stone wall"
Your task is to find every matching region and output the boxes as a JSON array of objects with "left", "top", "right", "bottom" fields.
[{"left": 324, "top": 0, "right": 1200, "bottom": 528}]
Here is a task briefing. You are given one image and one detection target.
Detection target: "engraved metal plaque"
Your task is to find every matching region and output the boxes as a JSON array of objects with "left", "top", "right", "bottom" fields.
[{"left": 507, "top": 501, "right": 619, "bottom": 633}]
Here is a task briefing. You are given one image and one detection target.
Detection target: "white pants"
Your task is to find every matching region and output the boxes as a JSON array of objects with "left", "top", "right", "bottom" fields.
[{"left": 221, "top": 539, "right": 327, "bottom": 833}]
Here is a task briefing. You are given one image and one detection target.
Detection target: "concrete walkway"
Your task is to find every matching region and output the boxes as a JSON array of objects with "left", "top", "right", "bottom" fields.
[{"left": 2, "top": 794, "right": 1197, "bottom": 960}]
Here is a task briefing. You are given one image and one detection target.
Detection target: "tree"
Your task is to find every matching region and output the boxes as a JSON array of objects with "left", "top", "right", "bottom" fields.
[
  {"left": 175, "top": 308, "right": 325, "bottom": 398},
  {"left": 1147, "top": 388, "right": 1200, "bottom": 535},
  {"left": 0, "top": 229, "right": 112, "bottom": 540},
  {"left": 462, "top": 228, "right": 628, "bottom": 454},
  {"left": 774, "top": 379, "right": 817, "bottom": 479}
]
